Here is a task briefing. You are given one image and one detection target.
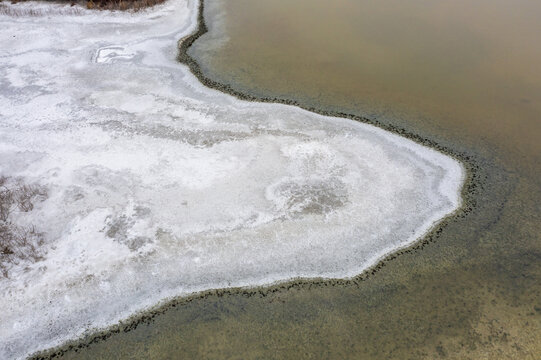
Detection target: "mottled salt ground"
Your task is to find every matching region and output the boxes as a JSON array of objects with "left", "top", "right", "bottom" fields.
[{"left": 0, "top": 1, "right": 463, "bottom": 358}]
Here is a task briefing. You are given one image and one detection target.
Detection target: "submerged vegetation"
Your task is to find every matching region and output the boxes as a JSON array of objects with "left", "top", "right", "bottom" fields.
[
  {"left": 84, "top": 0, "right": 166, "bottom": 11},
  {"left": 0, "top": 2, "right": 82, "bottom": 15},
  {"left": 0, "top": 0, "right": 166, "bottom": 12},
  {"left": 0, "top": 176, "right": 47, "bottom": 278}
]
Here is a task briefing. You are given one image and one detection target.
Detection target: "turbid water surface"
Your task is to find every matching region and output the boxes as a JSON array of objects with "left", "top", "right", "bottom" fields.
[{"left": 44, "top": 0, "right": 541, "bottom": 359}]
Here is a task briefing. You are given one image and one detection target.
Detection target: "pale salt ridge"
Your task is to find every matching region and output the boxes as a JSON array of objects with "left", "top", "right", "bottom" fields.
[{"left": 0, "top": 1, "right": 463, "bottom": 359}]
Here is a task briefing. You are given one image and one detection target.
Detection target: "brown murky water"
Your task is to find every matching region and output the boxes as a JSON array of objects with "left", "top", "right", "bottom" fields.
[
  {"left": 53, "top": 0, "right": 541, "bottom": 359},
  {"left": 191, "top": 0, "right": 541, "bottom": 171}
]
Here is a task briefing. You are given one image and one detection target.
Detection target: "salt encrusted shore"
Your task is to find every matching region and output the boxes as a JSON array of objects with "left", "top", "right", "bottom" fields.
[{"left": 0, "top": 1, "right": 464, "bottom": 358}]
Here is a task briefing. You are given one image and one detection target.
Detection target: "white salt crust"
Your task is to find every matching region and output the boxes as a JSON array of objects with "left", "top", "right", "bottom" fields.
[{"left": 0, "top": 1, "right": 464, "bottom": 358}]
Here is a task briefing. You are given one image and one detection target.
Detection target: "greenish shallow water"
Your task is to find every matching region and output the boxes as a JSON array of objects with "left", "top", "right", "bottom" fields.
[{"left": 52, "top": 0, "right": 541, "bottom": 358}]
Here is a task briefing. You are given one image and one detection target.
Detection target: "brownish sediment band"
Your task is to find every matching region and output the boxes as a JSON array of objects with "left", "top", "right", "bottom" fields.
[
  {"left": 2, "top": 0, "right": 166, "bottom": 11},
  {"left": 84, "top": 0, "right": 166, "bottom": 11}
]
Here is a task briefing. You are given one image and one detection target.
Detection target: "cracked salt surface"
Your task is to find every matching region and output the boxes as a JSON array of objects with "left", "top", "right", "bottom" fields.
[{"left": 0, "top": 0, "right": 464, "bottom": 358}]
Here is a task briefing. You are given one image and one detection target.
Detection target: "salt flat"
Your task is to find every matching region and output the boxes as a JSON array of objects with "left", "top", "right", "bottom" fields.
[{"left": 0, "top": 1, "right": 463, "bottom": 358}]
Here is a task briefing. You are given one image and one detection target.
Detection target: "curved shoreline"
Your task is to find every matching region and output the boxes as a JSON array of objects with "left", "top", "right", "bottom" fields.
[
  {"left": 33, "top": 0, "right": 479, "bottom": 358},
  {"left": 177, "top": 0, "right": 477, "bottom": 274},
  {"left": 175, "top": 0, "right": 478, "bottom": 228},
  {"left": 0, "top": 1, "right": 475, "bottom": 358},
  {"left": 34, "top": 1, "right": 480, "bottom": 358}
]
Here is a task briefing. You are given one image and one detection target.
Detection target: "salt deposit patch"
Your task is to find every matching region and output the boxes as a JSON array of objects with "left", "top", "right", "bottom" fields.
[
  {"left": 95, "top": 46, "right": 136, "bottom": 64},
  {"left": 0, "top": 1, "right": 464, "bottom": 359}
]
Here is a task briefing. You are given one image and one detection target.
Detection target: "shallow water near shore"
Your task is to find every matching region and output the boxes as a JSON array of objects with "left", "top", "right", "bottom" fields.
[{"left": 51, "top": 0, "right": 541, "bottom": 358}]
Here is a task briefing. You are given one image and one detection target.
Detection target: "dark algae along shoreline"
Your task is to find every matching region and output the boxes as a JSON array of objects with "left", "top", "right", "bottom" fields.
[{"left": 40, "top": 0, "right": 540, "bottom": 358}]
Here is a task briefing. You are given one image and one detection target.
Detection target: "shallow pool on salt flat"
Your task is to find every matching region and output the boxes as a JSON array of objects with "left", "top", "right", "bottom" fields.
[{"left": 0, "top": 1, "right": 463, "bottom": 358}]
